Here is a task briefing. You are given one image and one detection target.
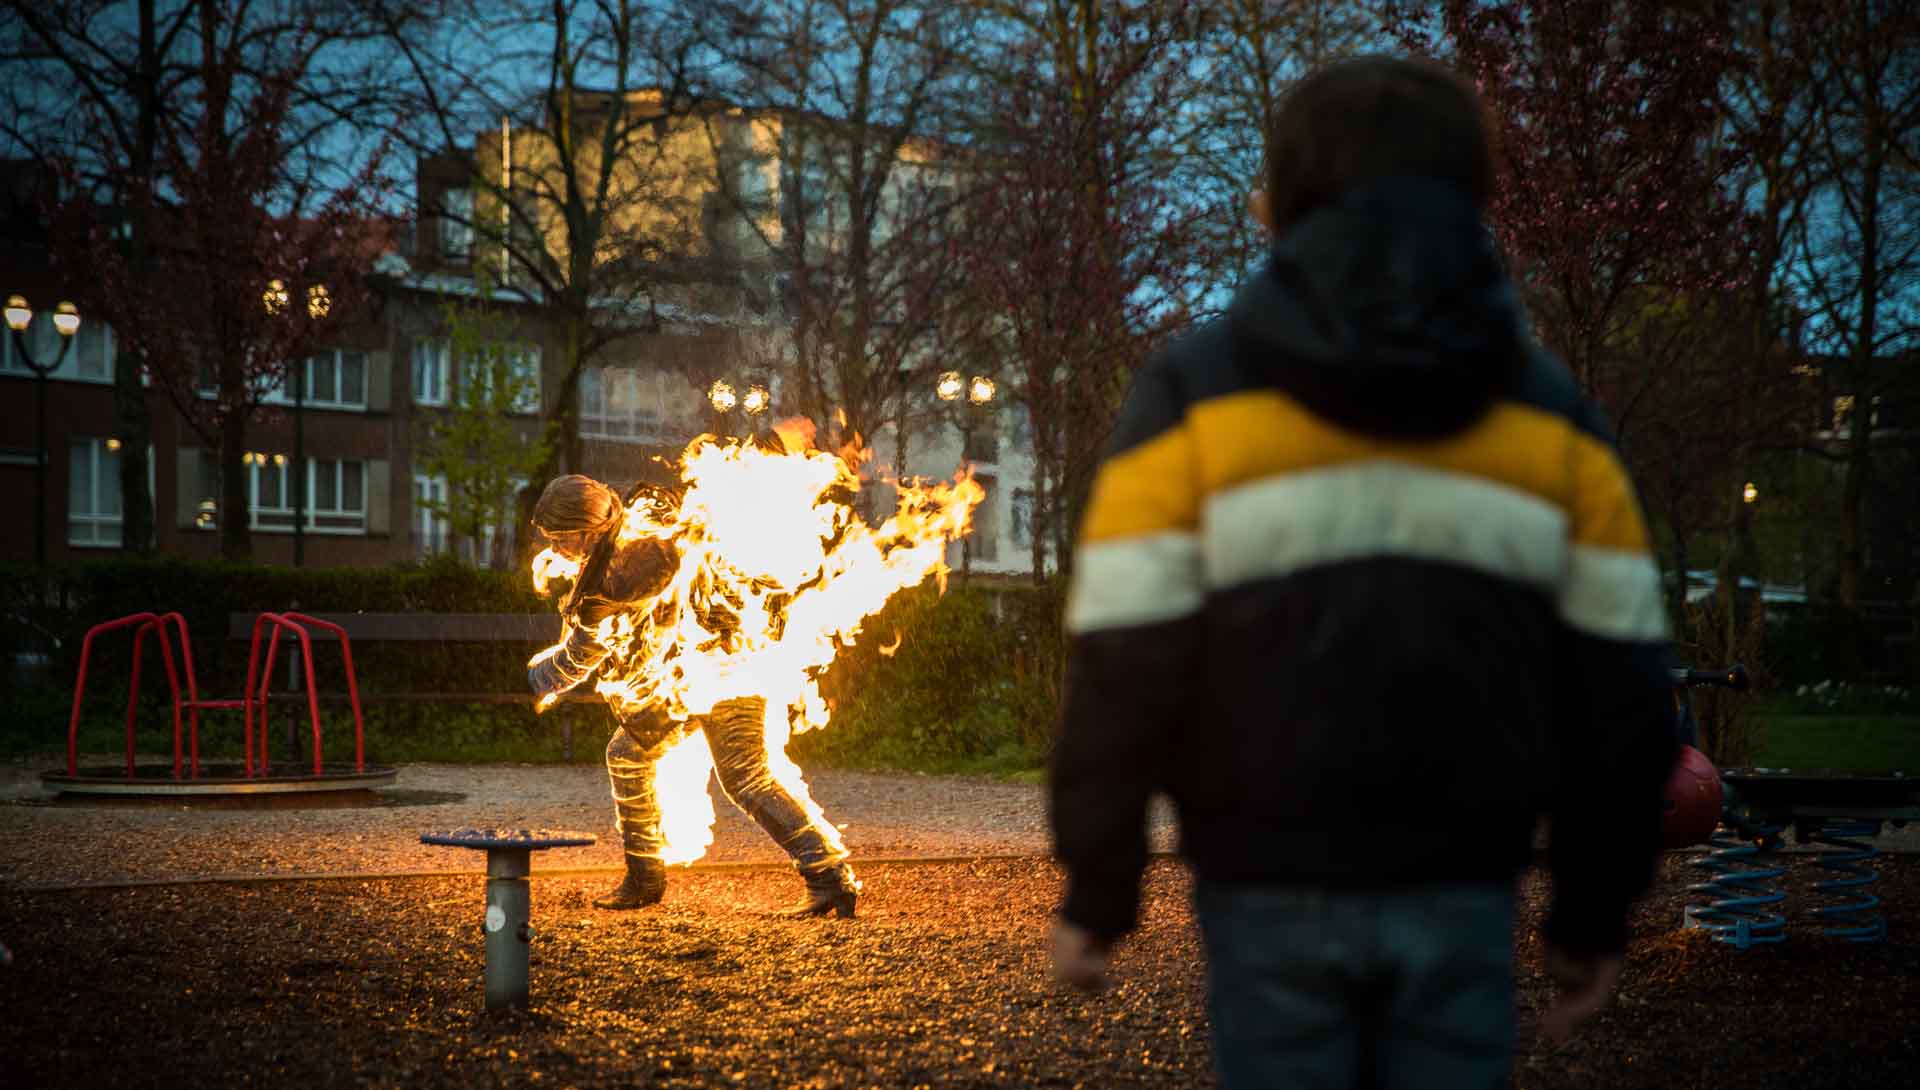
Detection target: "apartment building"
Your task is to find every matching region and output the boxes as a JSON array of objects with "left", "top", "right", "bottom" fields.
[{"left": 0, "top": 89, "right": 1047, "bottom": 573}]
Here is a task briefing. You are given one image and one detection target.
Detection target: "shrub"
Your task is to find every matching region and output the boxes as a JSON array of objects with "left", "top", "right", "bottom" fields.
[{"left": 795, "top": 580, "right": 1064, "bottom": 773}]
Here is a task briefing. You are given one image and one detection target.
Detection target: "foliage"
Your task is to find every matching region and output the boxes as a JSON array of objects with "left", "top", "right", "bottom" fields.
[
  {"left": 794, "top": 581, "right": 1063, "bottom": 772},
  {"left": 1679, "top": 596, "right": 1768, "bottom": 765},
  {"left": 0, "top": 556, "right": 545, "bottom": 711},
  {"left": 414, "top": 290, "right": 552, "bottom": 568},
  {"left": 693, "top": 0, "right": 971, "bottom": 452},
  {"left": 947, "top": 2, "right": 1218, "bottom": 575},
  {"left": 42, "top": 1, "right": 395, "bottom": 562}
]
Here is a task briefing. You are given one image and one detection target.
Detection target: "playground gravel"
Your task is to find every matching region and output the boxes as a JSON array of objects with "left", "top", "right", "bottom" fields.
[
  {"left": 1, "top": 856, "right": 1916, "bottom": 1089},
  {"left": 0, "top": 759, "right": 1185, "bottom": 888}
]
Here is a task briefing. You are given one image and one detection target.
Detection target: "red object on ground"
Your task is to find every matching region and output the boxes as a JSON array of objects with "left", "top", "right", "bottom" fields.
[
  {"left": 1662, "top": 744, "right": 1723, "bottom": 848},
  {"left": 65, "top": 611, "right": 367, "bottom": 779}
]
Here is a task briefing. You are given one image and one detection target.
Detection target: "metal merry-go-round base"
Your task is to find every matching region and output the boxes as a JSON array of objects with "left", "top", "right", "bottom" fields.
[{"left": 42, "top": 762, "right": 398, "bottom": 797}]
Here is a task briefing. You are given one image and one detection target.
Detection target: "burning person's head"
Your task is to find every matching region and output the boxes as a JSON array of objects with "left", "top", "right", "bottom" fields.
[{"left": 533, "top": 474, "right": 624, "bottom": 560}]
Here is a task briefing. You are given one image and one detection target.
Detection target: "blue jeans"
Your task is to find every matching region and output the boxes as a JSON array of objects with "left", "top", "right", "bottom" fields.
[{"left": 1194, "top": 882, "right": 1515, "bottom": 1090}]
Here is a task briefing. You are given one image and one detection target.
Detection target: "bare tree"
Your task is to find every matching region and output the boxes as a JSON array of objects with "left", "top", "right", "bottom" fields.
[
  {"left": 690, "top": 0, "right": 971, "bottom": 456},
  {"left": 373, "top": 0, "right": 717, "bottom": 535},
  {"left": 1784, "top": 0, "right": 1920, "bottom": 605},
  {"left": 4, "top": 0, "right": 409, "bottom": 560}
]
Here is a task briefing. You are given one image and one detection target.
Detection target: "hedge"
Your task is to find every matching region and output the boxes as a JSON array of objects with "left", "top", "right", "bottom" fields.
[{"left": 0, "top": 557, "right": 1066, "bottom": 772}]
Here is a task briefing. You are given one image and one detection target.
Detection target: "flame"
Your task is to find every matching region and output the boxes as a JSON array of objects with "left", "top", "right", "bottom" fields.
[{"left": 530, "top": 421, "right": 983, "bottom": 864}]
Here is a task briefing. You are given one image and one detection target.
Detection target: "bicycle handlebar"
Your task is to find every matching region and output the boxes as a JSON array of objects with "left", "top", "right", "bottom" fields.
[{"left": 1670, "top": 663, "right": 1750, "bottom": 692}]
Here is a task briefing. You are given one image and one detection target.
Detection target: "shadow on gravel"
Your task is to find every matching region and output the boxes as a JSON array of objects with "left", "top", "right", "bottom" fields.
[{"left": 1, "top": 858, "right": 1916, "bottom": 1089}]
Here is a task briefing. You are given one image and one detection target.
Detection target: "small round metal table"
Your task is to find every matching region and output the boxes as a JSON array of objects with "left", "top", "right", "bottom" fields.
[{"left": 420, "top": 827, "right": 597, "bottom": 1009}]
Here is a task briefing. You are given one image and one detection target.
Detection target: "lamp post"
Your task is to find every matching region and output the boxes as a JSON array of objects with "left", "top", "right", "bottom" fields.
[
  {"left": 5, "top": 295, "right": 82, "bottom": 565},
  {"left": 935, "top": 370, "right": 996, "bottom": 579},
  {"left": 264, "top": 280, "right": 329, "bottom": 566},
  {"left": 708, "top": 378, "right": 771, "bottom": 438}
]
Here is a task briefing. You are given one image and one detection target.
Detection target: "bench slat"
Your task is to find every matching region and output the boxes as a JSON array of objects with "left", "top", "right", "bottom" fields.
[{"left": 227, "top": 612, "right": 561, "bottom": 642}]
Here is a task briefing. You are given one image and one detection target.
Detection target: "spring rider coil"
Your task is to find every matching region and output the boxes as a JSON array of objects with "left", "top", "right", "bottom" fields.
[
  {"left": 1803, "top": 819, "right": 1886, "bottom": 943},
  {"left": 1685, "top": 818, "right": 1788, "bottom": 951}
]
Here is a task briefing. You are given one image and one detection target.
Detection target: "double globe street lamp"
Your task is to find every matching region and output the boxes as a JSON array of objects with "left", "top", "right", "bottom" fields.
[
  {"left": 262, "top": 278, "right": 330, "bottom": 565},
  {"left": 5, "top": 294, "right": 82, "bottom": 565},
  {"left": 708, "top": 378, "right": 771, "bottom": 436},
  {"left": 935, "top": 370, "right": 996, "bottom": 579}
]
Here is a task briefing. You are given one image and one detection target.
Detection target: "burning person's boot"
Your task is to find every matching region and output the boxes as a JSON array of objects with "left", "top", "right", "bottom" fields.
[
  {"left": 593, "top": 854, "right": 667, "bottom": 910},
  {"left": 778, "top": 860, "right": 859, "bottom": 918},
  {"left": 773, "top": 823, "right": 858, "bottom": 918}
]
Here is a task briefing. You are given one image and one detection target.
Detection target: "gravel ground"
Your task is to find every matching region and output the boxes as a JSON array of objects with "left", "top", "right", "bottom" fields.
[
  {"left": 0, "top": 758, "right": 1178, "bottom": 888},
  {"left": 2, "top": 760, "right": 1918, "bottom": 1088},
  {"left": 1, "top": 858, "right": 1916, "bottom": 1089}
]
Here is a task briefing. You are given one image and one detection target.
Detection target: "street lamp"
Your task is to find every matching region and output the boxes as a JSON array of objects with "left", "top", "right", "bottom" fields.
[
  {"left": 707, "top": 379, "right": 770, "bottom": 437},
  {"left": 265, "top": 278, "right": 327, "bottom": 566},
  {"left": 935, "top": 370, "right": 997, "bottom": 579},
  {"left": 1743, "top": 481, "right": 1759, "bottom": 505},
  {"left": 6, "top": 294, "right": 81, "bottom": 564}
]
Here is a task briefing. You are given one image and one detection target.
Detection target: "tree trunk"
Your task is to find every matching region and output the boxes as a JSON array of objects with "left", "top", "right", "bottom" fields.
[
  {"left": 219, "top": 408, "right": 250, "bottom": 562},
  {"left": 1029, "top": 468, "right": 1048, "bottom": 585},
  {"left": 116, "top": 0, "right": 159, "bottom": 553}
]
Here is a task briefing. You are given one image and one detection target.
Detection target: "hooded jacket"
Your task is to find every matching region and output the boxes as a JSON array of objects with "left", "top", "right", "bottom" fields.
[{"left": 1049, "top": 177, "right": 1677, "bottom": 956}]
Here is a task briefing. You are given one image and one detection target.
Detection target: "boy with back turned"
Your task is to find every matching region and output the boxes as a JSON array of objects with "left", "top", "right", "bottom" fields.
[{"left": 1046, "top": 57, "right": 1677, "bottom": 1088}]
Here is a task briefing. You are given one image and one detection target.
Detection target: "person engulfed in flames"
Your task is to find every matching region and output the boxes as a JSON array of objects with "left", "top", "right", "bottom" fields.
[{"left": 527, "top": 472, "right": 860, "bottom": 918}]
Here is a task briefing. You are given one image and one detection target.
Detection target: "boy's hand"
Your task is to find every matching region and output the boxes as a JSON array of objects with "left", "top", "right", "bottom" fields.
[
  {"left": 1050, "top": 919, "right": 1112, "bottom": 992},
  {"left": 1540, "top": 946, "right": 1623, "bottom": 1045}
]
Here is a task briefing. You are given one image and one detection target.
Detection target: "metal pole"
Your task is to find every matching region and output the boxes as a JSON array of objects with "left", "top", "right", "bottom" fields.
[
  {"left": 34, "top": 368, "right": 47, "bottom": 566},
  {"left": 292, "top": 358, "right": 306, "bottom": 566},
  {"left": 483, "top": 847, "right": 533, "bottom": 1009},
  {"left": 958, "top": 415, "right": 973, "bottom": 581}
]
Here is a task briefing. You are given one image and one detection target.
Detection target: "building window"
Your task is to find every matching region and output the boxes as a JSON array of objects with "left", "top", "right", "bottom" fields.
[
  {"left": 962, "top": 418, "right": 999, "bottom": 464},
  {"left": 1009, "top": 487, "right": 1034, "bottom": 551},
  {"left": 414, "top": 474, "right": 449, "bottom": 556},
  {"left": 440, "top": 187, "right": 473, "bottom": 263},
  {"left": 413, "top": 337, "right": 450, "bottom": 407},
  {"left": 68, "top": 438, "right": 122, "bottom": 546},
  {"left": 309, "top": 458, "right": 368, "bottom": 532},
  {"left": 305, "top": 349, "right": 368, "bottom": 408},
  {"left": 580, "top": 365, "right": 665, "bottom": 440},
  {"left": 467, "top": 342, "right": 542, "bottom": 414},
  {"left": 413, "top": 472, "right": 519, "bottom": 566},
  {"left": 2, "top": 314, "right": 114, "bottom": 384},
  {"left": 240, "top": 453, "right": 366, "bottom": 533},
  {"left": 970, "top": 473, "right": 998, "bottom": 562}
]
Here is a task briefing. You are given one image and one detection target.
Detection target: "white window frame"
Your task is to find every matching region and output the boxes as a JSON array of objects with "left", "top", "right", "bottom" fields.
[
  {"left": 307, "top": 457, "right": 368, "bottom": 533},
  {"left": 579, "top": 365, "right": 667, "bottom": 441},
  {"left": 466, "top": 342, "right": 542, "bottom": 415},
  {"left": 414, "top": 473, "right": 450, "bottom": 556},
  {"left": 240, "top": 455, "right": 367, "bottom": 534},
  {"left": 413, "top": 337, "right": 450, "bottom": 407},
  {"left": 68, "top": 437, "right": 148, "bottom": 547},
  {"left": 412, "top": 472, "right": 520, "bottom": 566},
  {"left": 2, "top": 315, "right": 116, "bottom": 385},
  {"left": 263, "top": 349, "right": 368, "bottom": 411},
  {"left": 504, "top": 343, "right": 541, "bottom": 414}
]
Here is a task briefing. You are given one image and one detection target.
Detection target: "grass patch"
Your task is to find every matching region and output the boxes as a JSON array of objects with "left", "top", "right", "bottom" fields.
[{"left": 1752, "top": 713, "right": 1920, "bottom": 772}]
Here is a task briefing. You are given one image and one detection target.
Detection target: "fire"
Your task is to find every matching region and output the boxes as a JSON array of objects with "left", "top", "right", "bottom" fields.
[{"left": 529, "top": 422, "right": 983, "bottom": 864}]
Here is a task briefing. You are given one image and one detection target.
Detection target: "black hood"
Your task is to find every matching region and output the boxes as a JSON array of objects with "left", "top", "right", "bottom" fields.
[{"left": 1227, "top": 176, "right": 1525, "bottom": 437}]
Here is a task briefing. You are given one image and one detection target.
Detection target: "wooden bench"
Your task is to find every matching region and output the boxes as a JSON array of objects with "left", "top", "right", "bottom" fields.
[{"left": 226, "top": 611, "right": 596, "bottom": 758}]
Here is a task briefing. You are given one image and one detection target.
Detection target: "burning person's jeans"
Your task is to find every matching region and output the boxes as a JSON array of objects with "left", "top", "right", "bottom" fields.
[{"left": 605, "top": 696, "right": 849, "bottom": 875}]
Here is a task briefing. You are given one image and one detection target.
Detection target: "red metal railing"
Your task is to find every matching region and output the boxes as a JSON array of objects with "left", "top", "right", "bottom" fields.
[
  {"left": 278, "top": 612, "right": 366, "bottom": 773},
  {"left": 67, "top": 612, "right": 183, "bottom": 777},
  {"left": 66, "top": 610, "right": 365, "bottom": 780}
]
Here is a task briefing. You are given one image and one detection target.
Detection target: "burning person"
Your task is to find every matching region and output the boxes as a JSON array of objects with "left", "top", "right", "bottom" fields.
[{"left": 526, "top": 472, "right": 860, "bottom": 918}]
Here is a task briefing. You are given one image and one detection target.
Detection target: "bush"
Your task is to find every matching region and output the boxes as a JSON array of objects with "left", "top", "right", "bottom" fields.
[
  {"left": 0, "top": 555, "right": 553, "bottom": 756},
  {"left": 794, "top": 580, "right": 1064, "bottom": 774},
  {"left": 1, "top": 558, "right": 1069, "bottom": 774}
]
